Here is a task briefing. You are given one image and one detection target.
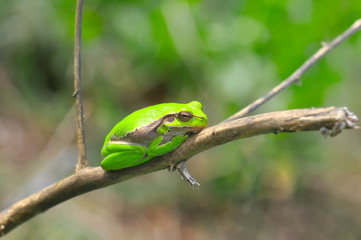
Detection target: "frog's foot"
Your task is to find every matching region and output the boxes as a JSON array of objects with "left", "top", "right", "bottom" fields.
[{"left": 176, "top": 161, "right": 200, "bottom": 188}]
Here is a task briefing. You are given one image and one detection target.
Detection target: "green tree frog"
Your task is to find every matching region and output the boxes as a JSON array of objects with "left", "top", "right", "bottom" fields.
[{"left": 100, "top": 101, "right": 207, "bottom": 180}]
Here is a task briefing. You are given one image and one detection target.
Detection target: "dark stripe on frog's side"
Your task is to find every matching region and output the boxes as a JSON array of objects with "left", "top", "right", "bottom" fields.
[{"left": 109, "top": 113, "right": 177, "bottom": 146}]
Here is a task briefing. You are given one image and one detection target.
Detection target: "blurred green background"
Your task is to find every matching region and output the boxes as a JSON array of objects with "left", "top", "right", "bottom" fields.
[{"left": 1, "top": 0, "right": 361, "bottom": 239}]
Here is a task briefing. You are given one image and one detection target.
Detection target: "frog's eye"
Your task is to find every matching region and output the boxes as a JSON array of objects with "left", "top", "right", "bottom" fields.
[{"left": 178, "top": 111, "right": 193, "bottom": 122}]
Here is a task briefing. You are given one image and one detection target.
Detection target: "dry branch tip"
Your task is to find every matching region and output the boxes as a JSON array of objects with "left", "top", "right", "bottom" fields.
[{"left": 320, "top": 107, "right": 358, "bottom": 137}]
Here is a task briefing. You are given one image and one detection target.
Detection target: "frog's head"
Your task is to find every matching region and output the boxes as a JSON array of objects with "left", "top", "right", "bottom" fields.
[{"left": 162, "top": 101, "right": 208, "bottom": 134}]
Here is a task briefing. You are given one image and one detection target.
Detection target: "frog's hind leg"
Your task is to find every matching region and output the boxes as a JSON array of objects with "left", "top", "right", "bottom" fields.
[{"left": 101, "top": 144, "right": 146, "bottom": 171}]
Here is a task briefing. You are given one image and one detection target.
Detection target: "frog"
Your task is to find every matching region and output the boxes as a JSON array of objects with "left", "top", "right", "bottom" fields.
[{"left": 100, "top": 101, "right": 207, "bottom": 186}]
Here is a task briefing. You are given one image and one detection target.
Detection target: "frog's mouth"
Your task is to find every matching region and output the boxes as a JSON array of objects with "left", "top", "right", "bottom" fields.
[
  {"left": 169, "top": 125, "right": 205, "bottom": 135},
  {"left": 186, "top": 125, "right": 206, "bottom": 133}
]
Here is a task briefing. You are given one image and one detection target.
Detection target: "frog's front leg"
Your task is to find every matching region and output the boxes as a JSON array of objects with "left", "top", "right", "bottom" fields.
[
  {"left": 130, "top": 135, "right": 188, "bottom": 167},
  {"left": 147, "top": 135, "right": 188, "bottom": 157},
  {"left": 101, "top": 143, "right": 147, "bottom": 171}
]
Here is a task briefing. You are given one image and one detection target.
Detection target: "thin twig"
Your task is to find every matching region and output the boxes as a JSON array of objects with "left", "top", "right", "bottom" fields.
[
  {"left": 0, "top": 107, "right": 358, "bottom": 236},
  {"left": 226, "top": 18, "right": 361, "bottom": 122},
  {"left": 73, "top": 0, "right": 87, "bottom": 171}
]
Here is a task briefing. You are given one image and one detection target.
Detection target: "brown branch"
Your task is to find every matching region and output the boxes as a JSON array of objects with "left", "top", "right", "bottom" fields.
[
  {"left": 0, "top": 107, "right": 358, "bottom": 236},
  {"left": 226, "top": 18, "right": 361, "bottom": 121},
  {"left": 73, "top": 0, "right": 87, "bottom": 171}
]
